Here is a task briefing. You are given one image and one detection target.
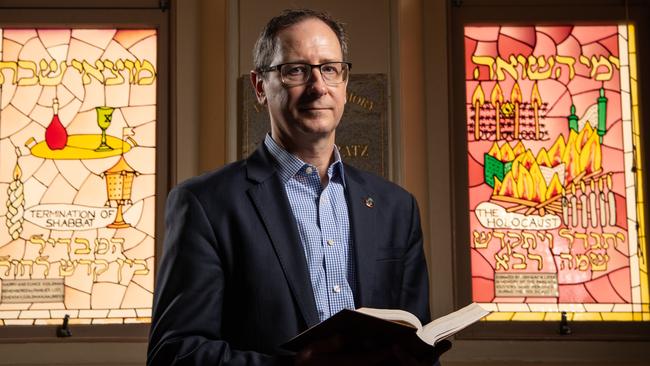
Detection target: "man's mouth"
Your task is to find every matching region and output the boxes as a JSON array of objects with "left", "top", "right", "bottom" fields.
[{"left": 299, "top": 106, "right": 330, "bottom": 111}]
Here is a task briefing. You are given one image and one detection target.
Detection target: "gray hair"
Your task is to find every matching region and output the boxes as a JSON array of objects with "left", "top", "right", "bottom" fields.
[{"left": 252, "top": 9, "right": 349, "bottom": 73}]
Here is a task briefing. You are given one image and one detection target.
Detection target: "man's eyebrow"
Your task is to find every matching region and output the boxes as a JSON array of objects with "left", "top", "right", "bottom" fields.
[{"left": 279, "top": 58, "right": 342, "bottom": 64}]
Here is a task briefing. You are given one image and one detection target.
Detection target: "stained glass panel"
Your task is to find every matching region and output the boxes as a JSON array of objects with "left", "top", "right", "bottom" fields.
[
  {"left": 464, "top": 25, "right": 648, "bottom": 321},
  {"left": 0, "top": 29, "right": 157, "bottom": 325}
]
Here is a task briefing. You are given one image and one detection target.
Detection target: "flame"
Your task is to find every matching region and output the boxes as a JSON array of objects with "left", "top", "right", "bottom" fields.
[
  {"left": 521, "top": 149, "right": 537, "bottom": 170},
  {"left": 472, "top": 83, "right": 485, "bottom": 106},
  {"left": 516, "top": 164, "right": 535, "bottom": 201},
  {"left": 546, "top": 173, "right": 563, "bottom": 200},
  {"left": 13, "top": 163, "right": 22, "bottom": 180},
  {"left": 500, "top": 142, "right": 515, "bottom": 161},
  {"left": 493, "top": 177, "right": 502, "bottom": 196},
  {"left": 511, "top": 82, "right": 522, "bottom": 103},
  {"left": 491, "top": 82, "right": 504, "bottom": 108},
  {"left": 564, "top": 144, "right": 581, "bottom": 183},
  {"left": 579, "top": 131, "right": 602, "bottom": 174},
  {"left": 548, "top": 136, "right": 566, "bottom": 167},
  {"left": 562, "top": 130, "right": 578, "bottom": 166},
  {"left": 488, "top": 142, "right": 502, "bottom": 160},
  {"left": 577, "top": 123, "right": 594, "bottom": 153},
  {"left": 510, "top": 158, "right": 520, "bottom": 179},
  {"left": 530, "top": 81, "right": 542, "bottom": 106},
  {"left": 512, "top": 141, "right": 526, "bottom": 157},
  {"left": 536, "top": 148, "right": 552, "bottom": 167},
  {"left": 499, "top": 171, "right": 518, "bottom": 198},
  {"left": 528, "top": 161, "right": 547, "bottom": 202}
]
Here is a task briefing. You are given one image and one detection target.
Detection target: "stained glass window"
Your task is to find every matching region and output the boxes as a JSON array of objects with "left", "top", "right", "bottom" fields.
[
  {"left": 465, "top": 24, "right": 648, "bottom": 321},
  {"left": 0, "top": 29, "right": 157, "bottom": 325}
]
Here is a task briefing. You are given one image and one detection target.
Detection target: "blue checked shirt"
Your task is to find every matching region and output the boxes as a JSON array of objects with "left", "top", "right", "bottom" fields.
[{"left": 264, "top": 135, "right": 356, "bottom": 322}]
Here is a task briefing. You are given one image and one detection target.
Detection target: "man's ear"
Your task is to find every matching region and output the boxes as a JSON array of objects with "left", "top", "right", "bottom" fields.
[{"left": 250, "top": 71, "right": 267, "bottom": 105}]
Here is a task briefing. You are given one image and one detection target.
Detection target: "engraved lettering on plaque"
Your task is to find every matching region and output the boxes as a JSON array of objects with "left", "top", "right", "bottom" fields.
[
  {"left": 1, "top": 279, "right": 65, "bottom": 303},
  {"left": 495, "top": 273, "right": 558, "bottom": 297}
]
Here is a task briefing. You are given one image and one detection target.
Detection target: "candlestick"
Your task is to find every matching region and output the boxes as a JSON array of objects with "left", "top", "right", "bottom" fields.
[
  {"left": 531, "top": 82, "right": 542, "bottom": 140},
  {"left": 472, "top": 83, "right": 485, "bottom": 141},
  {"left": 511, "top": 82, "right": 522, "bottom": 139},
  {"left": 491, "top": 83, "right": 504, "bottom": 140},
  {"left": 598, "top": 177, "right": 607, "bottom": 226},
  {"left": 589, "top": 180, "right": 597, "bottom": 228},
  {"left": 607, "top": 173, "right": 616, "bottom": 226}
]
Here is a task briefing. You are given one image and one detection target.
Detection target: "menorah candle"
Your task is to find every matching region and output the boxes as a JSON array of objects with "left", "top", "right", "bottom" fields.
[
  {"left": 511, "top": 82, "right": 522, "bottom": 139},
  {"left": 598, "top": 177, "right": 607, "bottom": 226},
  {"left": 607, "top": 174, "right": 616, "bottom": 226},
  {"left": 472, "top": 83, "right": 485, "bottom": 141},
  {"left": 580, "top": 181, "right": 588, "bottom": 228},
  {"left": 531, "top": 82, "right": 542, "bottom": 140},
  {"left": 589, "top": 180, "right": 597, "bottom": 228},
  {"left": 491, "top": 83, "right": 503, "bottom": 140},
  {"left": 562, "top": 195, "right": 569, "bottom": 226}
]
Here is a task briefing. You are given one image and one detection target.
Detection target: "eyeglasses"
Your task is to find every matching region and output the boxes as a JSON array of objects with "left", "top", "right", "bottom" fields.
[{"left": 259, "top": 62, "right": 352, "bottom": 86}]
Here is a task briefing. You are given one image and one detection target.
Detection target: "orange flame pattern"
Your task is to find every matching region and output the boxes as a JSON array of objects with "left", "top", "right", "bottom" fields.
[{"left": 489, "top": 123, "right": 602, "bottom": 203}]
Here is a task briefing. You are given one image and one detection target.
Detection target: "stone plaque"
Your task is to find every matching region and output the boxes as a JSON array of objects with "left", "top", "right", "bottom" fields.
[
  {"left": 239, "top": 74, "right": 389, "bottom": 178},
  {"left": 495, "top": 273, "right": 559, "bottom": 297},
  {"left": 1, "top": 279, "right": 64, "bottom": 304}
]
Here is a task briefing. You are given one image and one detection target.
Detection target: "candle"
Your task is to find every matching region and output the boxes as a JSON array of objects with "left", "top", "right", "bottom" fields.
[
  {"left": 607, "top": 174, "right": 616, "bottom": 226},
  {"left": 562, "top": 187, "right": 569, "bottom": 226},
  {"left": 598, "top": 177, "right": 607, "bottom": 226},
  {"left": 580, "top": 181, "right": 588, "bottom": 228},
  {"left": 6, "top": 148, "right": 25, "bottom": 240},
  {"left": 589, "top": 180, "right": 597, "bottom": 228},
  {"left": 531, "top": 82, "right": 542, "bottom": 140},
  {"left": 491, "top": 82, "right": 504, "bottom": 140},
  {"left": 472, "top": 83, "right": 485, "bottom": 141},
  {"left": 511, "top": 82, "right": 522, "bottom": 139},
  {"left": 570, "top": 184, "right": 578, "bottom": 227}
]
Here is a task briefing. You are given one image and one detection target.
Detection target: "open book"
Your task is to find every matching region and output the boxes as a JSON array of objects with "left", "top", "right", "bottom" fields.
[{"left": 282, "top": 302, "right": 489, "bottom": 352}]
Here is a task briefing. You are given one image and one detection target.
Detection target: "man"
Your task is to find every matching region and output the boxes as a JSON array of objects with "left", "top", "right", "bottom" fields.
[{"left": 148, "top": 9, "right": 448, "bottom": 365}]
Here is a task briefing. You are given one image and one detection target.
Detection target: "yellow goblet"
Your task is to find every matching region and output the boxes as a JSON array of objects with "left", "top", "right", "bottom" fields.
[{"left": 95, "top": 106, "right": 115, "bottom": 151}]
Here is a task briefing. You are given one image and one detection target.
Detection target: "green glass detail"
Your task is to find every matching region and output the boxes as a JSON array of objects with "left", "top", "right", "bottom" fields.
[
  {"left": 597, "top": 87, "right": 608, "bottom": 143},
  {"left": 568, "top": 104, "right": 578, "bottom": 132}
]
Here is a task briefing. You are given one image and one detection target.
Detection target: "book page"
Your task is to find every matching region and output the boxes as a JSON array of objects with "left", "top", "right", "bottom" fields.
[
  {"left": 418, "top": 303, "right": 489, "bottom": 345},
  {"left": 356, "top": 307, "right": 423, "bottom": 331}
]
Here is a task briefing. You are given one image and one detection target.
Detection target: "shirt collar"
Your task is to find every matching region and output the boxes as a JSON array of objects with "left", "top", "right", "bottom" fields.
[{"left": 264, "top": 134, "right": 346, "bottom": 187}]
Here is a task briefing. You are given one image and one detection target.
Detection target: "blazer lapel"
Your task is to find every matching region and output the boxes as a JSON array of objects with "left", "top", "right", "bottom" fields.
[
  {"left": 246, "top": 146, "right": 320, "bottom": 328},
  {"left": 344, "top": 166, "right": 377, "bottom": 307}
]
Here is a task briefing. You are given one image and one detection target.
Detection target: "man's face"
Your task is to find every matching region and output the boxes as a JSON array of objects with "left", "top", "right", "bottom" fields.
[{"left": 254, "top": 18, "right": 347, "bottom": 147}]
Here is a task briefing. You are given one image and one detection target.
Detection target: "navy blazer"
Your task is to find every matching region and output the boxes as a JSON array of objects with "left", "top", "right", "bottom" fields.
[{"left": 147, "top": 144, "right": 431, "bottom": 365}]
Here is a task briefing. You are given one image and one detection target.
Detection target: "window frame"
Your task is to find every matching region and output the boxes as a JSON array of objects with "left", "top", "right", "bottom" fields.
[
  {"left": 447, "top": 0, "right": 650, "bottom": 342},
  {"left": 0, "top": 0, "right": 172, "bottom": 341}
]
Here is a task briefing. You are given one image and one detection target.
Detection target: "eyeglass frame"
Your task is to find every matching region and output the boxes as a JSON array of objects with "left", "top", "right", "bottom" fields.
[{"left": 258, "top": 61, "right": 352, "bottom": 86}]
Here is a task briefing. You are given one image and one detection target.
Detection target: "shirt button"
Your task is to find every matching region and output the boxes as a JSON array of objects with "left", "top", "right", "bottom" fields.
[
  {"left": 333, "top": 285, "right": 341, "bottom": 293},
  {"left": 305, "top": 167, "right": 313, "bottom": 174},
  {"left": 327, "top": 239, "right": 334, "bottom": 246},
  {"left": 321, "top": 196, "right": 328, "bottom": 204}
]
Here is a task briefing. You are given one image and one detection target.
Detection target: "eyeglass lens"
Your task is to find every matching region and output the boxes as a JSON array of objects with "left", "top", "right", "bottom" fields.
[{"left": 280, "top": 62, "right": 349, "bottom": 85}]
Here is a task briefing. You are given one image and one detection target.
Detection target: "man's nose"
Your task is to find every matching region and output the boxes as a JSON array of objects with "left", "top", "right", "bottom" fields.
[{"left": 307, "top": 67, "right": 328, "bottom": 95}]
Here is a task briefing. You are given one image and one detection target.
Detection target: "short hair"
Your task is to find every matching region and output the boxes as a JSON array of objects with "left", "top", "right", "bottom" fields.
[{"left": 252, "top": 9, "right": 349, "bottom": 72}]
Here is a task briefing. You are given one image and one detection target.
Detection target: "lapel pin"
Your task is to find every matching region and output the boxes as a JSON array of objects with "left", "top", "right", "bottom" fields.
[{"left": 364, "top": 197, "right": 374, "bottom": 208}]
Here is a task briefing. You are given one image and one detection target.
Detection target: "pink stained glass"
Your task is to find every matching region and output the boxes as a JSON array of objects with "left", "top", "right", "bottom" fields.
[
  {"left": 464, "top": 24, "right": 647, "bottom": 320},
  {"left": 0, "top": 28, "right": 157, "bottom": 326}
]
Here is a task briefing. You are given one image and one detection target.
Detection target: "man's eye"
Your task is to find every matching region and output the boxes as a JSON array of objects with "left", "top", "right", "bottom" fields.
[
  {"left": 321, "top": 65, "right": 339, "bottom": 74},
  {"left": 285, "top": 65, "right": 307, "bottom": 76}
]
